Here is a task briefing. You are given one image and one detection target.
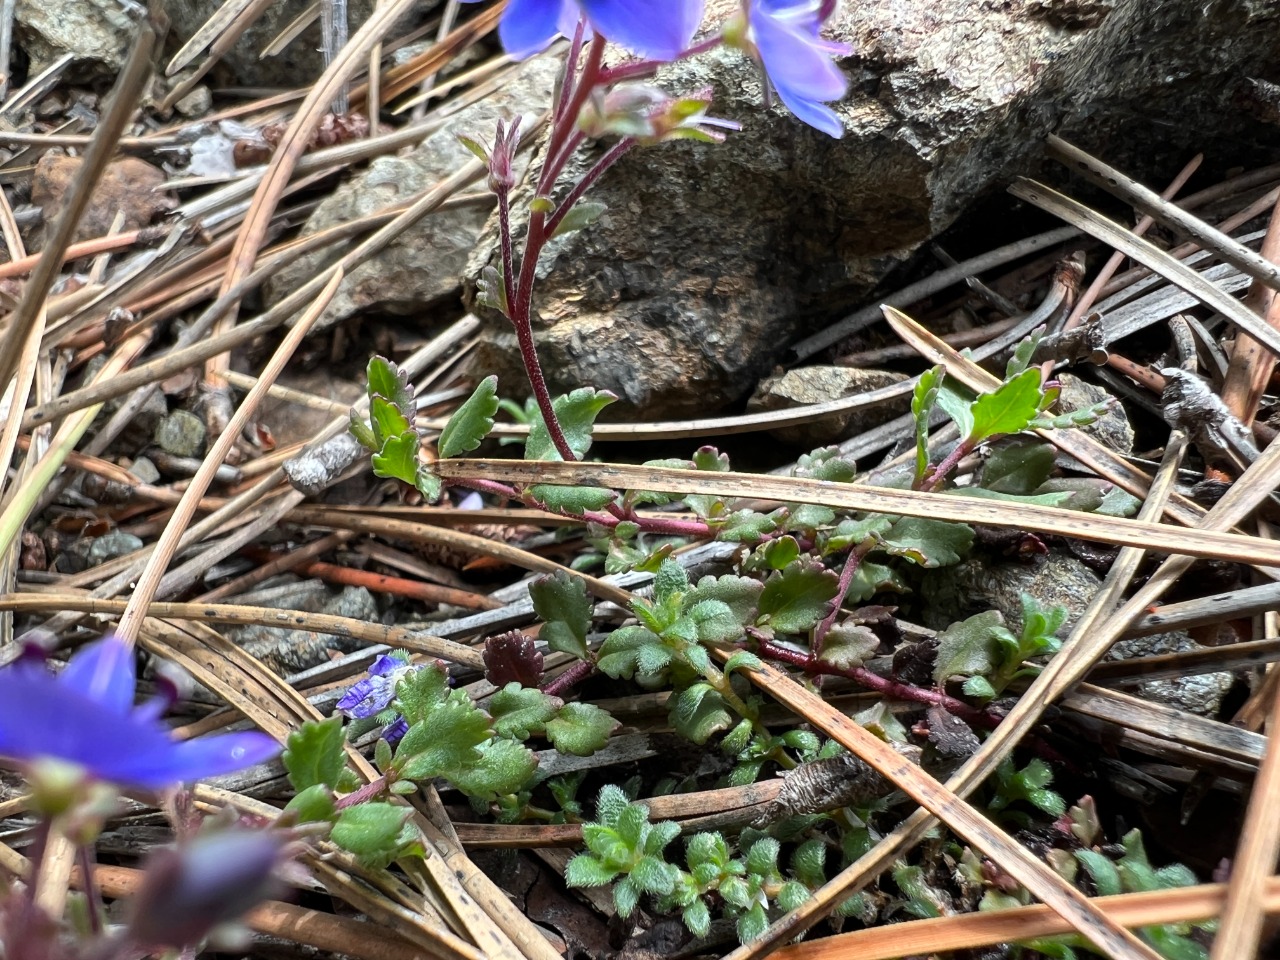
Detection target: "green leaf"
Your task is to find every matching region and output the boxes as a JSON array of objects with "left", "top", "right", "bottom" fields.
[
  {"left": 715, "top": 509, "right": 780, "bottom": 544},
  {"left": 685, "top": 599, "right": 742, "bottom": 645},
  {"left": 723, "top": 650, "right": 763, "bottom": 677},
  {"left": 348, "top": 408, "right": 377, "bottom": 450},
  {"left": 1005, "top": 331, "right": 1043, "bottom": 378},
  {"left": 777, "top": 880, "right": 811, "bottom": 912},
  {"left": 934, "top": 610, "right": 1006, "bottom": 684},
  {"left": 759, "top": 535, "right": 801, "bottom": 570},
  {"left": 821, "top": 622, "right": 879, "bottom": 669},
  {"left": 969, "top": 367, "right": 1043, "bottom": 442},
  {"left": 565, "top": 853, "right": 619, "bottom": 887},
  {"left": 371, "top": 432, "right": 419, "bottom": 484},
  {"left": 448, "top": 738, "right": 539, "bottom": 801},
  {"left": 824, "top": 515, "right": 892, "bottom": 554},
  {"left": 1030, "top": 398, "right": 1113, "bottom": 431},
  {"left": 981, "top": 439, "right": 1056, "bottom": 494},
  {"left": 370, "top": 394, "right": 412, "bottom": 446},
  {"left": 791, "top": 838, "right": 827, "bottom": 888},
  {"left": 330, "top": 802, "right": 412, "bottom": 866},
  {"left": 489, "top": 683, "right": 561, "bottom": 740},
  {"left": 530, "top": 571, "right": 592, "bottom": 661},
  {"left": 962, "top": 675, "right": 996, "bottom": 700},
  {"left": 396, "top": 696, "right": 492, "bottom": 781},
  {"left": 1098, "top": 485, "right": 1142, "bottom": 517},
  {"left": 670, "top": 683, "right": 733, "bottom": 744},
  {"left": 528, "top": 483, "right": 618, "bottom": 515},
  {"left": 546, "top": 702, "right": 619, "bottom": 756},
  {"left": 367, "top": 356, "right": 415, "bottom": 417},
  {"left": 438, "top": 375, "right": 499, "bottom": 458},
  {"left": 936, "top": 381, "right": 975, "bottom": 439},
  {"left": 393, "top": 664, "right": 451, "bottom": 724},
  {"left": 654, "top": 557, "right": 690, "bottom": 605},
  {"left": 525, "top": 387, "right": 617, "bottom": 461},
  {"left": 631, "top": 855, "right": 678, "bottom": 895},
  {"left": 879, "top": 516, "right": 973, "bottom": 568},
  {"left": 456, "top": 134, "right": 490, "bottom": 164},
  {"left": 284, "top": 783, "right": 336, "bottom": 823},
  {"left": 682, "top": 899, "right": 711, "bottom": 938},
  {"left": 944, "top": 486, "right": 1074, "bottom": 507},
  {"left": 687, "top": 575, "right": 763, "bottom": 624},
  {"left": 1076, "top": 850, "right": 1123, "bottom": 897},
  {"left": 614, "top": 876, "right": 641, "bottom": 917},
  {"left": 757, "top": 562, "right": 839, "bottom": 635},
  {"left": 793, "top": 447, "right": 856, "bottom": 482},
  {"left": 551, "top": 200, "right": 607, "bottom": 239},
  {"left": 596, "top": 625, "right": 661, "bottom": 680},
  {"left": 912, "top": 366, "right": 944, "bottom": 486},
  {"left": 846, "top": 560, "right": 906, "bottom": 603},
  {"left": 737, "top": 903, "right": 769, "bottom": 944},
  {"left": 283, "top": 717, "right": 346, "bottom": 792}
]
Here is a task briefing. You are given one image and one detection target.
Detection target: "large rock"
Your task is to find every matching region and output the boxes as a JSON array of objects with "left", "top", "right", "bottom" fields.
[
  {"left": 461, "top": 0, "right": 1280, "bottom": 418},
  {"left": 267, "top": 57, "right": 560, "bottom": 330}
]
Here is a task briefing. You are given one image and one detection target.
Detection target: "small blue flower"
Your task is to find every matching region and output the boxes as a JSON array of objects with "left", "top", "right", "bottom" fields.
[
  {"left": 462, "top": 0, "right": 704, "bottom": 62},
  {"left": 0, "top": 636, "right": 280, "bottom": 790},
  {"left": 336, "top": 654, "right": 420, "bottom": 744},
  {"left": 335, "top": 654, "right": 405, "bottom": 719},
  {"left": 742, "top": 0, "right": 849, "bottom": 137}
]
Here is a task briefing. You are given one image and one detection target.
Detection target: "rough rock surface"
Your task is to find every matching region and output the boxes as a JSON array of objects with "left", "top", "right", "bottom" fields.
[
  {"left": 747, "top": 366, "right": 909, "bottom": 446},
  {"left": 266, "top": 57, "right": 559, "bottom": 331},
  {"left": 1058, "top": 372, "right": 1134, "bottom": 455},
  {"left": 462, "top": 0, "right": 1280, "bottom": 418},
  {"left": 15, "top": 0, "right": 134, "bottom": 76},
  {"left": 922, "top": 553, "right": 1232, "bottom": 716},
  {"left": 31, "top": 155, "right": 174, "bottom": 245},
  {"left": 163, "top": 0, "right": 377, "bottom": 88}
]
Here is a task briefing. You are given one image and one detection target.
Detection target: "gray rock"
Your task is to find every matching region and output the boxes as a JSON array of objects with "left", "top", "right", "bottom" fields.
[
  {"left": 225, "top": 581, "right": 379, "bottom": 674},
  {"left": 747, "top": 366, "right": 909, "bottom": 446},
  {"left": 923, "top": 553, "right": 1231, "bottom": 716},
  {"left": 463, "top": 0, "right": 1280, "bottom": 418},
  {"left": 154, "top": 410, "right": 206, "bottom": 458},
  {"left": 16, "top": 0, "right": 134, "bottom": 76},
  {"left": 266, "top": 57, "right": 559, "bottom": 331},
  {"left": 1058, "top": 373, "right": 1133, "bottom": 455}
]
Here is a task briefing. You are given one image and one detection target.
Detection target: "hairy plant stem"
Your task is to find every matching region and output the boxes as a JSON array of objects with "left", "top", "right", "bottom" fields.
[
  {"left": 812, "top": 538, "right": 876, "bottom": 654},
  {"left": 921, "top": 438, "right": 976, "bottom": 492},
  {"left": 335, "top": 775, "right": 389, "bottom": 810},
  {"left": 754, "top": 637, "right": 995, "bottom": 729},
  {"left": 500, "top": 35, "right": 609, "bottom": 464},
  {"left": 541, "top": 658, "right": 595, "bottom": 698}
]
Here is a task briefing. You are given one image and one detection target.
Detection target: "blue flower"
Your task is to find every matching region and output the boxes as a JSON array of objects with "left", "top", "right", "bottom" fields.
[
  {"left": 336, "top": 654, "right": 418, "bottom": 744},
  {"left": 0, "top": 636, "right": 280, "bottom": 790},
  {"left": 463, "top": 0, "right": 704, "bottom": 62},
  {"left": 335, "top": 654, "right": 409, "bottom": 719},
  {"left": 742, "top": 0, "right": 849, "bottom": 137}
]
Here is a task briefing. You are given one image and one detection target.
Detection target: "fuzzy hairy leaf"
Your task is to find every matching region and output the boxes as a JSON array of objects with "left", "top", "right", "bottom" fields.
[
  {"left": 330, "top": 802, "right": 411, "bottom": 866},
  {"left": 715, "top": 508, "right": 780, "bottom": 544},
  {"left": 393, "top": 664, "right": 451, "bottom": 724},
  {"left": 447, "top": 738, "right": 538, "bottom": 800},
  {"left": 525, "top": 387, "right": 617, "bottom": 461},
  {"left": 530, "top": 571, "right": 592, "bottom": 660},
  {"left": 596, "top": 625, "right": 661, "bottom": 680},
  {"left": 687, "top": 575, "right": 763, "bottom": 624},
  {"left": 489, "top": 683, "right": 560, "bottom": 740},
  {"left": 670, "top": 683, "right": 733, "bottom": 744},
  {"left": 758, "top": 563, "right": 839, "bottom": 634},
  {"left": 283, "top": 717, "right": 346, "bottom": 792},
  {"left": 396, "top": 696, "right": 492, "bottom": 780},
  {"left": 546, "top": 702, "right": 619, "bottom": 756},
  {"left": 880, "top": 516, "right": 973, "bottom": 568},
  {"left": 933, "top": 610, "right": 1006, "bottom": 685},
  {"left": 438, "top": 375, "right": 499, "bottom": 458},
  {"left": 284, "top": 783, "right": 336, "bottom": 823},
  {"left": 528, "top": 483, "right": 618, "bottom": 515},
  {"left": 793, "top": 447, "right": 856, "bottom": 482},
  {"left": 821, "top": 623, "right": 880, "bottom": 669},
  {"left": 565, "top": 853, "right": 619, "bottom": 887},
  {"left": 551, "top": 200, "right": 607, "bottom": 239}
]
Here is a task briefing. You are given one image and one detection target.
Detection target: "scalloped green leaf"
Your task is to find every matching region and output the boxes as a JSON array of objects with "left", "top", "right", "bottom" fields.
[
  {"left": 528, "top": 483, "right": 618, "bottom": 515},
  {"left": 283, "top": 717, "right": 346, "bottom": 792},
  {"left": 367, "top": 356, "right": 415, "bottom": 417},
  {"left": 525, "top": 387, "right": 617, "bottom": 461},
  {"left": 530, "top": 571, "right": 592, "bottom": 660},
  {"left": 933, "top": 610, "right": 1005, "bottom": 685},
  {"left": 546, "top": 701, "right": 618, "bottom": 756},
  {"left": 757, "top": 562, "right": 839, "bottom": 634},
  {"left": 489, "top": 683, "right": 561, "bottom": 740},
  {"left": 438, "top": 375, "right": 499, "bottom": 458},
  {"left": 969, "top": 367, "right": 1043, "bottom": 442}
]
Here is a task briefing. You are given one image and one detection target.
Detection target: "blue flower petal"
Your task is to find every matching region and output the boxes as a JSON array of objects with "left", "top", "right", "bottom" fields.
[
  {"left": 499, "top": 0, "right": 571, "bottom": 59},
  {"left": 335, "top": 673, "right": 397, "bottom": 719},
  {"left": 58, "top": 635, "right": 135, "bottom": 714},
  {"left": 749, "top": 0, "right": 848, "bottom": 137},
  {"left": 367, "top": 655, "right": 401, "bottom": 677},
  {"left": 0, "top": 647, "right": 280, "bottom": 790},
  {"left": 581, "top": 0, "right": 703, "bottom": 60}
]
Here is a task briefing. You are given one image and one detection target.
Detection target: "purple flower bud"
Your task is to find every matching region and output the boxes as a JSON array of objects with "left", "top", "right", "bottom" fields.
[
  {"left": 487, "top": 117, "right": 522, "bottom": 193},
  {"left": 128, "top": 830, "right": 288, "bottom": 948}
]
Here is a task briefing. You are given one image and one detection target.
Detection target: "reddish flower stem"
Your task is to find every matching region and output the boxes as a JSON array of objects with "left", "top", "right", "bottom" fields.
[
  {"left": 812, "top": 538, "right": 875, "bottom": 655},
  {"left": 541, "top": 659, "right": 596, "bottom": 698},
  {"left": 334, "top": 776, "right": 389, "bottom": 810}
]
